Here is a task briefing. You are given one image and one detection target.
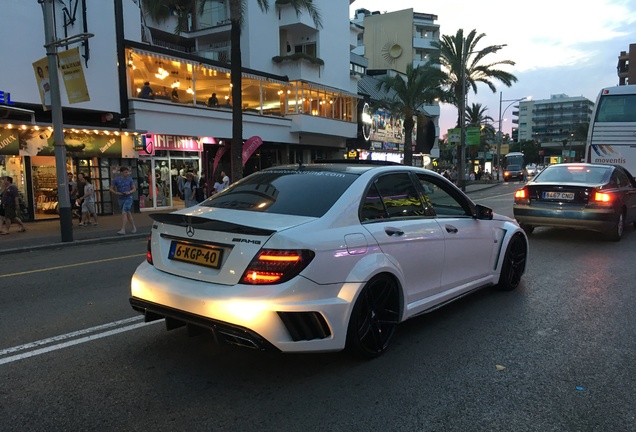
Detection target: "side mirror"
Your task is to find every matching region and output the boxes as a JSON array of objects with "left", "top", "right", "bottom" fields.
[{"left": 475, "top": 204, "right": 493, "bottom": 220}]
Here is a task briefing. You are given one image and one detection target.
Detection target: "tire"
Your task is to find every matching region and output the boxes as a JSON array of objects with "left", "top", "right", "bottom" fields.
[
  {"left": 496, "top": 233, "right": 527, "bottom": 291},
  {"left": 520, "top": 224, "right": 534, "bottom": 234},
  {"left": 346, "top": 274, "right": 400, "bottom": 359},
  {"left": 606, "top": 209, "right": 625, "bottom": 242}
]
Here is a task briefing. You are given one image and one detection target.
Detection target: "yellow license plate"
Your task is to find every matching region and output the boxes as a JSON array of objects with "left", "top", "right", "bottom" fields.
[{"left": 168, "top": 242, "right": 223, "bottom": 268}]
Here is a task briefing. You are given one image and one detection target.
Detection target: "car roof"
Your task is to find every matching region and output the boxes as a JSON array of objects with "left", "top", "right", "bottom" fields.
[
  {"left": 545, "top": 163, "right": 613, "bottom": 169},
  {"left": 263, "top": 162, "right": 427, "bottom": 176}
]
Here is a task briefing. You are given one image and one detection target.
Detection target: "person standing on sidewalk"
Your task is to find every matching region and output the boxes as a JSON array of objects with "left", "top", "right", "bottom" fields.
[
  {"left": 68, "top": 172, "right": 80, "bottom": 221},
  {"left": 109, "top": 166, "right": 137, "bottom": 235},
  {"left": 0, "top": 176, "right": 27, "bottom": 235},
  {"left": 78, "top": 175, "right": 98, "bottom": 227},
  {"left": 76, "top": 172, "right": 86, "bottom": 225}
]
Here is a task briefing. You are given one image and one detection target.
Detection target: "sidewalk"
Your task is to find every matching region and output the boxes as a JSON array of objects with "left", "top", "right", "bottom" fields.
[{"left": 0, "top": 181, "right": 501, "bottom": 256}]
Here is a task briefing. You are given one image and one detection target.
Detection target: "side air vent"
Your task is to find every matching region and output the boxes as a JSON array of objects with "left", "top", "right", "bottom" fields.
[{"left": 277, "top": 312, "right": 331, "bottom": 341}]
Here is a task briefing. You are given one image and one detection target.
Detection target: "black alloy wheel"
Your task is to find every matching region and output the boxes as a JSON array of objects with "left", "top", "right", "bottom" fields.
[
  {"left": 607, "top": 209, "right": 625, "bottom": 242},
  {"left": 346, "top": 274, "right": 400, "bottom": 359},
  {"left": 496, "top": 233, "right": 527, "bottom": 291}
]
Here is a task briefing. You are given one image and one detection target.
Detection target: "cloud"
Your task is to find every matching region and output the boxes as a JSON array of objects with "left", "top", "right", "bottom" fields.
[{"left": 350, "top": 0, "right": 636, "bottom": 136}]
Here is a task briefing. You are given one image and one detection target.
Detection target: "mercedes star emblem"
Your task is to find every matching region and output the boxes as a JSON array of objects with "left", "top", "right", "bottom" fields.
[{"left": 186, "top": 226, "right": 195, "bottom": 237}]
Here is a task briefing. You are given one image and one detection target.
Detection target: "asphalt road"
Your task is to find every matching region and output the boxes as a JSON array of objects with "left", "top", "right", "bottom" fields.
[{"left": 1, "top": 183, "right": 635, "bottom": 431}]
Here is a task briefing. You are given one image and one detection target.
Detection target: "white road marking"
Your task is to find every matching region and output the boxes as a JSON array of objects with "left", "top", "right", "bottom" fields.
[{"left": 0, "top": 316, "right": 163, "bottom": 366}]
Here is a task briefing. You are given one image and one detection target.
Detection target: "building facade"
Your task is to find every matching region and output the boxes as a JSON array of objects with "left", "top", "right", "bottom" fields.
[
  {"left": 618, "top": 43, "right": 635, "bottom": 86},
  {"left": 0, "top": 0, "right": 359, "bottom": 218},
  {"left": 350, "top": 8, "right": 441, "bottom": 161},
  {"left": 517, "top": 94, "right": 594, "bottom": 162}
]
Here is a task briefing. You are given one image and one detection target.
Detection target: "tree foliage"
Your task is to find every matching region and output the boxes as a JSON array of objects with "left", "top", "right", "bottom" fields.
[
  {"left": 432, "top": 29, "right": 518, "bottom": 127},
  {"left": 374, "top": 62, "right": 447, "bottom": 166}
]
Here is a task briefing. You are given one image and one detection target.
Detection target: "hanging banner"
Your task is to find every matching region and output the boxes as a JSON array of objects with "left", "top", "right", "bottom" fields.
[
  {"left": 58, "top": 47, "right": 90, "bottom": 104},
  {"left": 213, "top": 146, "right": 227, "bottom": 175},
  {"left": 466, "top": 127, "right": 481, "bottom": 146},
  {"left": 32, "top": 57, "right": 51, "bottom": 111},
  {"left": 242, "top": 136, "right": 263, "bottom": 166}
]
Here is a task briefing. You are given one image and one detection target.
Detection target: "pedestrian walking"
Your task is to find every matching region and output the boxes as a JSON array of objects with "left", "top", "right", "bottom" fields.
[
  {"left": 0, "top": 176, "right": 27, "bottom": 235},
  {"left": 68, "top": 172, "right": 80, "bottom": 221},
  {"left": 78, "top": 175, "right": 98, "bottom": 226},
  {"left": 184, "top": 173, "right": 198, "bottom": 207},
  {"left": 109, "top": 166, "right": 137, "bottom": 235}
]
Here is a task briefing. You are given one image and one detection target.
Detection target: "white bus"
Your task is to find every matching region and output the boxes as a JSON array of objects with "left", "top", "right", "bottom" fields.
[{"left": 586, "top": 85, "right": 636, "bottom": 175}]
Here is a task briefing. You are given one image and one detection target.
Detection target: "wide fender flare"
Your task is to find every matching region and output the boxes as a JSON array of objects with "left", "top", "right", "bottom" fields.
[
  {"left": 336, "top": 250, "right": 405, "bottom": 307},
  {"left": 495, "top": 222, "right": 529, "bottom": 274}
]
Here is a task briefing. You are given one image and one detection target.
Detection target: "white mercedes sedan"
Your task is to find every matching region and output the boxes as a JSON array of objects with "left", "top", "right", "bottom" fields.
[{"left": 130, "top": 162, "right": 528, "bottom": 358}]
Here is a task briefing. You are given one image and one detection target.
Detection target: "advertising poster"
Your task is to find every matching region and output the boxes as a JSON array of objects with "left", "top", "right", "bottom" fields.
[
  {"left": 0, "top": 129, "right": 20, "bottom": 155},
  {"left": 18, "top": 130, "right": 122, "bottom": 157},
  {"left": 368, "top": 108, "right": 416, "bottom": 145},
  {"left": 58, "top": 47, "right": 90, "bottom": 104},
  {"left": 32, "top": 57, "right": 51, "bottom": 111}
]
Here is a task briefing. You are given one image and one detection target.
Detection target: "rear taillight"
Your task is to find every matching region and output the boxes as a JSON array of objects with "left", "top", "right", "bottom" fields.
[
  {"left": 515, "top": 188, "right": 527, "bottom": 199},
  {"left": 146, "top": 235, "right": 153, "bottom": 265},
  {"left": 591, "top": 190, "right": 613, "bottom": 203},
  {"left": 241, "top": 249, "right": 315, "bottom": 285},
  {"left": 514, "top": 187, "right": 529, "bottom": 203}
]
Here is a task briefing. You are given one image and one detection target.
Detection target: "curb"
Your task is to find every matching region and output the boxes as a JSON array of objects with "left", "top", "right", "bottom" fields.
[{"left": 0, "top": 233, "right": 149, "bottom": 256}]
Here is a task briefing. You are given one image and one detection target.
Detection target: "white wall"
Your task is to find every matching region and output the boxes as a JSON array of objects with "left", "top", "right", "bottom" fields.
[{"left": 241, "top": 0, "right": 354, "bottom": 94}]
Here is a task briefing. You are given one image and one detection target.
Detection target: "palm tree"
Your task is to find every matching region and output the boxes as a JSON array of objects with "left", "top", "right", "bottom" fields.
[
  {"left": 465, "top": 103, "right": 493, "bottom": 128},
  {"left": 375, "top": 62, "right": 447, "bottom": 166},
  {"left": 141, "top": 0, "right": 321, "bottom": 182},
  {"left": 432, "top": 29, "right": 518, "bottom": 127},
  {"left": 465, "top": 103, "right": 495, "bottom": 162}
]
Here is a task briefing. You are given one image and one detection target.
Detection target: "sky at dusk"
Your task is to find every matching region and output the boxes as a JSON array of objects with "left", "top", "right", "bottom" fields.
[{"left": 349, "top": 0, "right": 636, "bottom": 137}]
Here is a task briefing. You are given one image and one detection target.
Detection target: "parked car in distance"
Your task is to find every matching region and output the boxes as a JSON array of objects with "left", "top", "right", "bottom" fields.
[
  {"left": 513, "top": 163, "right": 636, "bottom": 241},
  {"left": 503, "top": 165, "right": 526, "bottom": 182},
  {"left": 130, "top": 162, "right": 529, "bottom": 358}
]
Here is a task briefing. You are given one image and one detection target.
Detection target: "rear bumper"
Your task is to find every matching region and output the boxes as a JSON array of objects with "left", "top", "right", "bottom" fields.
[
  {"left": 130, "top": 296, "right": 279, "bottom": 351},
  {"left": 130, "top": 261, "right": 362, "bottom": 353},
  {"left": 513, "top": 205, "right": 616, "bottom": 232}
]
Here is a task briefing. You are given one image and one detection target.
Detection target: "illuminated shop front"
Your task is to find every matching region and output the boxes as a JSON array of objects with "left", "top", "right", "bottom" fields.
[
  {"left": 136, "top": 133, "right": 210, "bottom": 211},
  {"left": 0, "top": 123, "right": 139, "bottom": 220},
  {"left": 125, "top": 47, "right": 358, "bottom": 122}
]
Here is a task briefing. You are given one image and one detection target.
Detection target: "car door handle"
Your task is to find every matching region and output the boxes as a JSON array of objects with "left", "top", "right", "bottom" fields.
[
  {"left": 445, "top": 225, "right": 458, "bottom": 234},
  {"left": 384, "top": 227, "right": 404, "bottom": 236}
]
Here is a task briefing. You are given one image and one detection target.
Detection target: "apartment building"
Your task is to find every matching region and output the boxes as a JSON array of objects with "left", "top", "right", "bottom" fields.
[
  {"left": 517, "top": 94, "right": 594, "bottom": 160},
  {"left": 350, "top": 8, "right": 441, "bottom": 160},
  {"left": 0, "top": 0, "right": 359, "bottom": 218},
  {"left": 618, "top": 43, "right": 635, "bottom": 86}
]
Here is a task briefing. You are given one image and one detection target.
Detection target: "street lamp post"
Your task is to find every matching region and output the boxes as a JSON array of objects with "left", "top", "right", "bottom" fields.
[
  {"left": 497, "top": 92, "right": 527, "bottom": 180},
  {"left": 39, "top": 0, "right": 93, "bottom": 242}
]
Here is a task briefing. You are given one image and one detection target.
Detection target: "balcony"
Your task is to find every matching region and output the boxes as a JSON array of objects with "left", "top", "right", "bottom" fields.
[
  {"left": 277, "top": 1, "right": 319, "bottom": 32},
  {"left": 273, "top": 54, "right": 323, "bottom": 82}
]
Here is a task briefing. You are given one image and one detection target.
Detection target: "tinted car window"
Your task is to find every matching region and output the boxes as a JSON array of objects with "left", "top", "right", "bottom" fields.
[
  {"left": 416, "top": 174, "right": 470, "bottom": 217},
  {"left": 615, "top": 169, "right": 630, "bottom": 187},
  {"left": 203, "top": 169, "right": 357, "bottom": 217},
  {"left": 360, "top": 173, "right": 424, "bottom": 221},
  {"left": 535, "top": 166, "right": 611, "bottom": 184}
]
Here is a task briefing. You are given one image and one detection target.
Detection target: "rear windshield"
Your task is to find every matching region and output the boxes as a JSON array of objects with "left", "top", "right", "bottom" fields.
[
  {"left": 534, "top": 166, "right": 610, "bottom": 184},
  {"left": 202, "top": 169, "right": 358, "bottom": 217}
]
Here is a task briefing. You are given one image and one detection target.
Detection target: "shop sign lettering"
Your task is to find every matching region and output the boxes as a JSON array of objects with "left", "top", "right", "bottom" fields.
[
  {"left": 0, "top": 130, "right": 19, "bottom": 155},
  {"left": 0, "top": 90, "right": 15, "bottom": 105},
  {"left": 152, "top": 134, "right": 203, "bottom": 152}
]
